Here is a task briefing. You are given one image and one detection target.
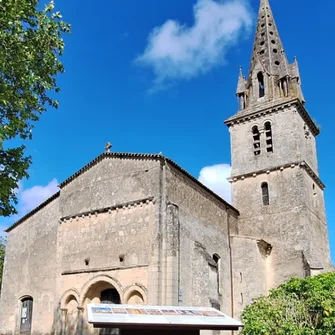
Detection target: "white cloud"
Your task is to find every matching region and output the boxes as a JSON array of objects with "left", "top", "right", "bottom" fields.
[
  {"left": 136, "top": 0, "right": 252, "bottom": 89},
  {"left": 198, "top": 164, "right": 232, "bottom": 202},
  {"left": 19, "top": 179, "right": 59, "bottom": 214}
]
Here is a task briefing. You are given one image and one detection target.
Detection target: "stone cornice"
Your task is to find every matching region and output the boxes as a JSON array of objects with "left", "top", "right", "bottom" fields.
[
  {"left": 225, "top": 98, "right": 319, "bottom": 137},
  {"left": 59, "top": 197, "right": 155, "bottom": 224},
  {"left": 228, "top": 161, "right": 325, "bottom": 190},
  {"left": 62, "top": 264, "right": 148, "bottom": 276},
  {"left": 301, "top": 162, "right": 325, "bottom": 189},
  {"left": 296, "top": 101, "right": 320, "bottom": 136}
]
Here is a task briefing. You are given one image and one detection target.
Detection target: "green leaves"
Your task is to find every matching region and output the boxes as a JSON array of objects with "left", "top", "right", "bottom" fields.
[
  {"left": 0, "top": 0, "right": 70, "bottom": 216},
  {"left": 0, "top": 146, "right": 31, "bottom": 216},
  {"left": 241, "top": 273, "right": 335, "bottom": 335}
]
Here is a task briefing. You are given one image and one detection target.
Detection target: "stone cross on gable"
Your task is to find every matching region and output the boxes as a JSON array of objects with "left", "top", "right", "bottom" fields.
[{"left": 105, "top": 142, "right": 112, "bottom": 153}]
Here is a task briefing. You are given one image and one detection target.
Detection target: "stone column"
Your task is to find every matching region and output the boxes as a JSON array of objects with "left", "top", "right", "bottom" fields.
[
  {"left": 77, "top": 306, "right": 84, "bottom": 335},
  {"left": 283, "top": 78, "right": 288, "bottom": 97},
  {"left": 60, "top": 308, "right": 67, "bottom": 335},
  {"left": 165, "top": 203, "right": 180, "bottom": 305}
]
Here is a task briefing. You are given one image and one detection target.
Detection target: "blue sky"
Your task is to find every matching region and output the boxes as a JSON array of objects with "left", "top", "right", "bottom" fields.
[{"left": 1, "top": 0, "right": 335, "bottom": 262}]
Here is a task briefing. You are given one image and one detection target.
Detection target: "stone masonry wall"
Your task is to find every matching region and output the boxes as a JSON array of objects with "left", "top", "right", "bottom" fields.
[
  {"left": 166, "top": 164, "right": 239, "bottom": 316},
  {"left": 0, "top": 157, "right": 165, "bottom": 335},
  {"left": 231, "top": 163, "right": 332, "bottom": 296},
  {"left": 231, "top": 236, "right": 268, "bottom": 318},
  {"left": 59, "top": 157, "right": 161, "bottom": 218},
  {"left": 55, "top": 157, "right": 165, "bottom": 334},
  {"left": 230, "top": 106, "right": 318, "bottom": 177},
  {"left": 301, "top": 170, "right": 332, "bottom": 270},
  {"left": 59, "top": 202, "right": 154, "bottom": 273},
  {"left": 0, "top": 198, "right": 60, "bottom": 335}
]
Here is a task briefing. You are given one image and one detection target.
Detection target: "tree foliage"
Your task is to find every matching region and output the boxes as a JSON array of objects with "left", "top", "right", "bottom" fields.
[
  {"left": 0, "top": 237, "right": 5, "bottom": 293},
  {"left": 241, "top": 272, "right": 335, "bottom": 335},
  {"left": 0, "top": 0, "right": 70, "bottom": 216}
]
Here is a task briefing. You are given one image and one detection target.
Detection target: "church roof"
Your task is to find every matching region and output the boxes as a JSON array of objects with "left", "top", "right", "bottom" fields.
[{"left": 5, "top": 152, "right": 238, "bottom": 233}]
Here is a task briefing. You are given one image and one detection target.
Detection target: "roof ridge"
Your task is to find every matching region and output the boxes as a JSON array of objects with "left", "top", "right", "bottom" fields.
[
  {"left": 61, "top": 151, "right": 238, "bottom": 212},
  {"left": 59, "top": 152, "right": 164, "bottom": 188},
  {"left": 5, "top": 151, "right": 239, "bottom": 233}
]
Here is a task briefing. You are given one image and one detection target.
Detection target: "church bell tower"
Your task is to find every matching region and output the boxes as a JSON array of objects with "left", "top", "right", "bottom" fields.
[{"left": 225, "top": 0, "right": 332, "bottom": 289}]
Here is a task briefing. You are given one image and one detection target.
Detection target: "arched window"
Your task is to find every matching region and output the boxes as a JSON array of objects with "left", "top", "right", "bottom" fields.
[
  {"left": 252, "top": 126, "right": 261, "bottom": 156},
  {"left": 257, "top": 72, "right": 265, "bottom": 98},
  {"left": 64, "top": 295, "right": 78, "bottom": 335},
  {"left": 213, "top": 254, "right": 220, "bottom": 264},
  {"left": 20, "top": 297, "right": 33, "bottom": 334},
  {"left": 264, "top": 122, "right": 273, "bottom": 153},
  {"left": 261, "top": 182, "right": 270, "bottom": 206},
  {"left": 313, "top": 183, "right": 317, "bottom": 196},
  {"left": 213, "top": 254, "right": 222, "bottom": 296},
  {"left": 127, "top": 291, "right": 145, "bottom": 305}
]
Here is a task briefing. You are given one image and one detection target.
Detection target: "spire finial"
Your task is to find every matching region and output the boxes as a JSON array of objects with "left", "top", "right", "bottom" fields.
[{"left": 105, "top": 142, "right": 112, "bottom": 153}]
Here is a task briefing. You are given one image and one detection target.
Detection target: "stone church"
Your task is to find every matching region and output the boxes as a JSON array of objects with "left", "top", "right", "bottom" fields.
[{"left": 0, "top": 0, "right": 333, "bottom": 334}]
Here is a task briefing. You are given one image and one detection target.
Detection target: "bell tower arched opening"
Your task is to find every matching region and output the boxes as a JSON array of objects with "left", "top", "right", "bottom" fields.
[{"left": 257, "top": 72, "right": 265, "bottom": 98}]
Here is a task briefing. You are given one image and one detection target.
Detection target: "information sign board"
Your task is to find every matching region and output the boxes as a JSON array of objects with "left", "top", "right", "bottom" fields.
[{"left": 87, "top": 304, "right": 243, "bottom": 330}]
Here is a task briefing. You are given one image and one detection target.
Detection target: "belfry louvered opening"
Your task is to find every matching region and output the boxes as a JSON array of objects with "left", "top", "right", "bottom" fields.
[
  {"left": 252, "top": 126, "right": 261, "bottom": 156},
  {"left": 264, "top": 122, "right": 273, "bottom": 153}
]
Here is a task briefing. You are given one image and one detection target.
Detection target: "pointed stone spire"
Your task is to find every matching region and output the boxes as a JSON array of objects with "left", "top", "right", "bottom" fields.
[
  {"left": 236, "top": 66, "right": 246, "bottom": 95},
  {"left": 226, "top": 0, "right": 307, "bottom": 118},
  {"left": 248, "top": 0, "right": 288, "bottom": 79}
]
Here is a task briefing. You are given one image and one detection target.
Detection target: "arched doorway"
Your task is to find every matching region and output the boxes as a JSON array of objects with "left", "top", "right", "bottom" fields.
[
  {"left": 81, "top": 279, "right": 122, "bottom": 335},
  {"left": 19, "top": 296, "right": 33, "bottom": 334},
  {"left": 100, "top": 289, "right": 120, "bottom": 335}
]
